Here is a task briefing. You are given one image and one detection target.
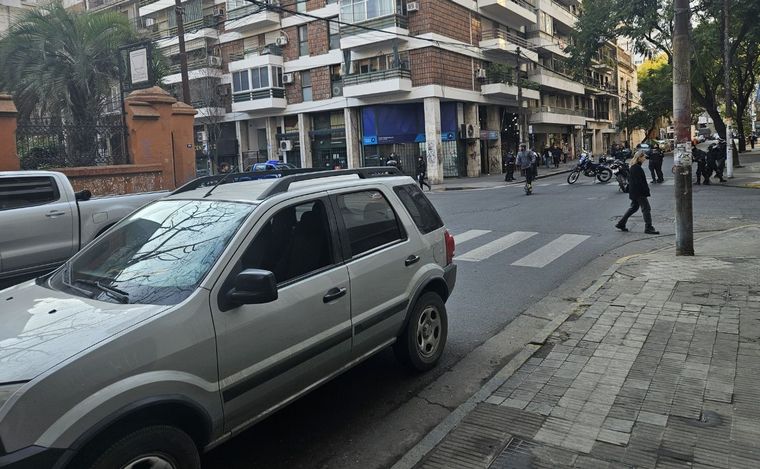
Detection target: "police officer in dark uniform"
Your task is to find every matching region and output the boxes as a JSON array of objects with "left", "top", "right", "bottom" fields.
[{"left": 648, "top": 143, "right": 664, "bottom": 183}]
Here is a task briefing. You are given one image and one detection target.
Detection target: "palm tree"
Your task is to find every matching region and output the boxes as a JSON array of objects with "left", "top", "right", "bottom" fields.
[{"left": 0, "top": 1, "right": 135, "bottom": 164}]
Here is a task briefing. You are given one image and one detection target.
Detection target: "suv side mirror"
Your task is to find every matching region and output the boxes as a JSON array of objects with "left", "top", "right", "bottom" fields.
[{"left": 227, "top": 269, "right": 278, "bottom": 305}]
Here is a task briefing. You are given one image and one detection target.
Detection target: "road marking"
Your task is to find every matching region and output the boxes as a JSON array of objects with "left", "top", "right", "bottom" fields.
[
  {"left": 454, "top": 229, "right": 491, "bottom": 245},
  {"left": 558, "top": 183, "right": 569, "bottom": 186},
  {"left": 511, "top": 234, "right": 590, "bottom": 268},
  {"left": 455, "top": 231, "right": 537, "bottom": 262},
  {"left": 537, "top": 183, "right": 552, "bottom": 186}
]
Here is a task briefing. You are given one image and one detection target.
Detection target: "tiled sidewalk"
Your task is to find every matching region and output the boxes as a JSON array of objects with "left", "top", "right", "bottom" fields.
[{"left": 411, "top": 226, "right": 760, "bottom": 469}]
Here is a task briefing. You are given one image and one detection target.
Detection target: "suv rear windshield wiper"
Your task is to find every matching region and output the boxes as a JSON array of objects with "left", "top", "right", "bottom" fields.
[{"left": 75, "top": 279, "right": 130, "bottom": 304}]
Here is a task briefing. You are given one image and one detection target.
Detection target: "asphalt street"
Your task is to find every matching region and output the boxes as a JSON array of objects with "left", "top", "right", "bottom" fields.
[{"left": 202, "top": 158, "right": 760, "bottom": 469}]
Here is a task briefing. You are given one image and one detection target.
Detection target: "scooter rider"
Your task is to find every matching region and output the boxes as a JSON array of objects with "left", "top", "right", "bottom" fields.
[{"left": 517, "top": 144, "right": 536, "bottom": 192}]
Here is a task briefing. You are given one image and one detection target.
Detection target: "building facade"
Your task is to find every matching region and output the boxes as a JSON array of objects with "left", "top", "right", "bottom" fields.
[{"left": 86, "top": 0, "right": 640, "bottom": 182}]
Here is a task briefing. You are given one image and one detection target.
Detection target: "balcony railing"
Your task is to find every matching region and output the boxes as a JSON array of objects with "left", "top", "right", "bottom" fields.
[
  {"left": 592, "top": 54, "right": 616, "bottom": 69},
  {"left": 168, "top": 56, "right": 221, "bottom": 74},
  {"left": 548, "top": 0, "right": 577, "bottom": 17},
  {"left": 343, "top": 68, "right": 411, "bottom": 86},
  {"left": 226, "top": 4, "right": 268, "bottom": 21},
  {"left": 228, "top": 44, "right": 282, "bottom": 62},
  {"left": 485, "top": 70, "right": 540, "bottom": 90},
  {"left": 583, "top": 77, "right": 618, "bottom": 94},
  {"left": 232, "top": 87, "right": 286, "bottom": 103},
  {"left": 536, "top": 106, "right": 585, "bottom": 117},
  {"left": 341, "top": 14, "right": 408, "bottom": 37},
  {"left": 481, "top": 28, "right": 531, "bottom": 49},
  {"left": 149, "top": 16, "right": 218, "bottom": 40}
]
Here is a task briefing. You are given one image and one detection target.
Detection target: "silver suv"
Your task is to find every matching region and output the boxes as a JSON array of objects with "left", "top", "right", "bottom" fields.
[{"left": 0, "top": 168, "right": 456, "bottom": 469}]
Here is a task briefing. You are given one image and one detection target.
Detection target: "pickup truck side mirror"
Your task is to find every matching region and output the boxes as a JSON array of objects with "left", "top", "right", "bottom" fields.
[
  {"left": 227, "top": 269, "right": 278, "bottom": 305},
  {"left": 75, "top": 190, "right": 92, "bottom": 201}
]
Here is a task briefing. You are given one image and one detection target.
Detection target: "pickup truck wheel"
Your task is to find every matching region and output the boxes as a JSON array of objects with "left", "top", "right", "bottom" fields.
[
  {"left": 86, "top": 425, "right": 200, "bottom": 469},
  {"left": 394, "top": 292, "right": 447, "bottom": 372}
]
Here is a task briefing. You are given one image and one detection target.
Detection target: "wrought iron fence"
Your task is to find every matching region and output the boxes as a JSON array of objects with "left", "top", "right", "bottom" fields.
[{"left": 16, "top": 119, "right": 128, "bottom": 170}]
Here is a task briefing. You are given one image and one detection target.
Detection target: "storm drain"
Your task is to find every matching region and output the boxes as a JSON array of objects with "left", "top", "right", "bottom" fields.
[{"left": 488, "top": 437, "right": 538, "bottom": 469}]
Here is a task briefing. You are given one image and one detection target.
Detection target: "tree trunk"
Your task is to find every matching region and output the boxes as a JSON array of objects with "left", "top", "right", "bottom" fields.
[{"left": 736, "top": 102, "right": 747, "bottom": 152}]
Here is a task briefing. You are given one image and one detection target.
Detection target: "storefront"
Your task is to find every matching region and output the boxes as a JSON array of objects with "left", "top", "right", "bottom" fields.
[{"left": 311, "top": 111, "right": 347, "bottom": 170}]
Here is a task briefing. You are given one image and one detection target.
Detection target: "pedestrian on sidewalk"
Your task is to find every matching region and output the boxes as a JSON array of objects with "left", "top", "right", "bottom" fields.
[
  {"left": 562, "top": 141, "right": 569, "bottom": 163},
  {"left": 531, "top": 147, "right": 540, "bottom": 177},
  {"left": 542, "top": 145, "right": 552, "bottom": 168},
  {"left": 551, "top": 143, "right": 562, "bottom": 168},
  {"left": 416, "top": 155, "right": 431, "bottom": 191},
  {"left": 504, "top": 151, "right": 516, "bottom": 182},
  {"left": 615, "top": 151, "right": 660, "bottom": 234},
  {"left": 751, "top": 133, "right": 756, "bottom": 150}
]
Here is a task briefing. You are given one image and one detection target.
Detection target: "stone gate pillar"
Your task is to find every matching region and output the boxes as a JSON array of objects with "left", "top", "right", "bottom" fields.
[{"left": 0, "top": 94, "right": 19, "bottom": 171}]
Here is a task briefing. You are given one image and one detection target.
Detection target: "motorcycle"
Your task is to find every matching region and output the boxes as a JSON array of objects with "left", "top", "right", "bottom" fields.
[
  {"left": 567, "top": 152, "right": 613, "bottom": 184},
  {"left": 608, "top": 159, "right": 629, "bottom": 192}
]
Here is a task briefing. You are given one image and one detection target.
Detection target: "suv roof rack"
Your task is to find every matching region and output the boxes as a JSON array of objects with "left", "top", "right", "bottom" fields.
[{"left": 171, "top": 166, "right": 402, "bottom": 197}]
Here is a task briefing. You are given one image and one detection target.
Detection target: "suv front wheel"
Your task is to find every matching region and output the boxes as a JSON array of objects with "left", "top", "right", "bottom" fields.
[
  {"left": 395, "top": 292, "right": 448, "bottom": 371},
  {"left": 85, "top": 424, "right": 200, "bottom": 469}
]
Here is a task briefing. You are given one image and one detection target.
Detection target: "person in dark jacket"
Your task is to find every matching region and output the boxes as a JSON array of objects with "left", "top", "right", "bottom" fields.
[
  {"left": 615, "top": 151, "right": 660, "bottom": 234},
  {"left": 648, "top": 143, "right": 664, "bottom": 183},
  {"left": 504, "top": 151, "right": 516, "bottom": 181},
  {"left": 416, "top": 155, "right": 431, "bottom": 190},
  {"left": 551, "top": 144, "right": 562, "bottom": 168},
  {"left": 692, "top": 139, "right": 710, "bottom": 185}
]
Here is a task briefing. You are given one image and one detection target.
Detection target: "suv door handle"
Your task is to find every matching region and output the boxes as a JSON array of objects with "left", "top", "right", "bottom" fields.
[
  {"left": 405, "top": 255, "right": 420, "bottom": 267},
  {"left": 45, "top": 210, "right": 66, "bottom": 218},
  {"left": 323, "top": 287, "right": 347, "bottom": 303}
]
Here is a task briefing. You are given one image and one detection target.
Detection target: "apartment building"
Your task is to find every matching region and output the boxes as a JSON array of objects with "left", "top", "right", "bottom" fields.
[{"left": 86, "top": 0, "right": 639, "bottom": 181}]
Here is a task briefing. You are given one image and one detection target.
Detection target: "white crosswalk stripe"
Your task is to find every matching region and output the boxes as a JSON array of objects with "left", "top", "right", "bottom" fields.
[
  {"left": 455, "top": 231, "right": 537, "bottom": 262},
  {"left": 454, "top": 229, "right": 491, "bottom": 245},
  {"left": 511, "top": 234, "right": 590, "bottom": 268}
]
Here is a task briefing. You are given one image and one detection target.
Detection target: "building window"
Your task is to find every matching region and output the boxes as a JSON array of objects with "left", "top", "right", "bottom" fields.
[
  {"left": 272, "top": 66, "right": 283, "bottom": 87},
  {"left": 298, "top": 24, "right": 309, "bottom": 56},
  {"left": 340, "top": 0, "right": 395, "bottom": 23},
  {"left": 232, "top": 70, "right": 249, "bottom": 92},
  {"left": 301, "top": 71, "right": 312, "bottom": 101},
  {"left": 351, "top": 52, "right": 408, "bottom": 74},
  {"left": 250, "top": 66, "right": 270, "bottom": 89},
  {"left": 329, "top": 17, "right": 340, "bottom": 50},
  {"left": 296, "top": 0, "right": 306, "bottom": 13}
]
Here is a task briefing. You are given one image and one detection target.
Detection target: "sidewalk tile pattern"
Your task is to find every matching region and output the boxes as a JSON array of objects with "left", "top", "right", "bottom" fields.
[{"left": 415, "top": 250, "right": 760, "bottom": 468}]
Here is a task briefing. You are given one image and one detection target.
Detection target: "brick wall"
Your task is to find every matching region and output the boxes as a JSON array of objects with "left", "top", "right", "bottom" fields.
[
  {"left": 312, "top": 66, "right": 332, "bottom": 101},
  {"left": 285, "top": 71, "right": 303, "bottom": 104},
  {"left": 411, "top": 48, "right": 476, "bottom": 91},
  {"left": 408, "top": 0, "right": 476, "bottom": 45},
  {"left": 282, "top": 26, "right": 299, "bottom": 61},
  {"left": 308, "top": 18, "right": 330, "bottom": 56}
]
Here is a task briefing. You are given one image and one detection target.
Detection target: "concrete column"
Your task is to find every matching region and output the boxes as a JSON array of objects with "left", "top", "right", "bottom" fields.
[
  {"left": 486, "top": 106, "right": 502, "bottom": 174},
  {"left": 298, "top": 113, "right": 312, "bottom": 168},
  {"left": 424, "top": 97, "right": 443, "bottom": 184},
  {"left": 0, "top": 93, "right": 19, "bottom": 171},
  {"left": 265, "top": 117, "right": 278, "bottom": 161},
  {"left": 464, "top": 103, "right": 481, "bottom": 178},
  {"left": 344, "top": 107, "right": 361, "bottom": 169}
]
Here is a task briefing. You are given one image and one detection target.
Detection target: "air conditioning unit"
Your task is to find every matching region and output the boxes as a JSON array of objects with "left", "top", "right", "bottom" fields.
[
  {"left": 208, "top": 56, "right": 223, "bottom": 67},
  {"left": 212, "top": 7, "right": 224, "bottom": 17},
  {"left": 407, "top": 1, "right": 419, "bottom": 12},
  {"left": 275, "top": 35, "right": 288, "bottom": 46},
  {"left": 332, "top": 81, "right": 344, "bottom": 97},
  {"left": 279, "top": 140, "right": 293, "bottom": 151},
  {"left": 282, "top": 72, "right": 295, "bottom": 84},
  {"left": 476, "top": 68, "right": 487, "bottom": 79}
]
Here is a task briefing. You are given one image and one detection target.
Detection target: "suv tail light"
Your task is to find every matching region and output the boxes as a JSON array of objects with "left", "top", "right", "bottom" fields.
[{"left": 444, "top": 229, "right": 455, "bottom": 265}]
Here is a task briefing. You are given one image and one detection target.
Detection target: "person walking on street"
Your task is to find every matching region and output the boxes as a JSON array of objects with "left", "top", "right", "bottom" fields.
[
  {"left": 517, "top": 144, "right": 536, "bottom": 192},
  {"left": 531, "top": 147, "right": 540, "bottom": 177},
  {"left": 562, "top": 141, "right": 569, "bottom": 163},
  {"left": 551, "top": 144, "right": 562, "bottom": 168},
  {"left": 615, "top": 151, "right": 659, "bottom": 234},
  {"left": 542, "top": 145, "right": 552, "bottom": 168},
  {"left": 648, "top": 143, "right": 664, "bottom": 183},
  {"left": 416, "top": 155, "right": 431, "bottom": 190},
  {"left": 751, "top": 133, "right": 756, "bottom": 150},
  {"left": 504, "top": 150, "right": 516, "bottom": 182}
]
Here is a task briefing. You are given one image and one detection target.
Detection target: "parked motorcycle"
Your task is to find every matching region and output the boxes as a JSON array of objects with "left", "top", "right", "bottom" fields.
[
  {"left": 608, "top": 159, "right": 630, "bottom": 192},
  {"left": 567, "top": 152, "right": 613, "bottom": 184}
]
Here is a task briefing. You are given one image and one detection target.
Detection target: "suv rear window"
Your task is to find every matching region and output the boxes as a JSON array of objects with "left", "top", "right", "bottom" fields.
[
  {"left": 393, "top": 184, "right": 443, "bottom": 234},
  {"left": 0, "top": 176, "right": 60, "bottom": 211},
  {"left": 336, "top": 190, "right": 404, "bottom": 257}
]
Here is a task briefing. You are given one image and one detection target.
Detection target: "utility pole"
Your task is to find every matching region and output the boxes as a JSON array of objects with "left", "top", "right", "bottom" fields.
[
  {"left": 175, "top": 0, "right": 191, "bottom": 105},
  {"left": 673, "top": 0, "right": 694, "bottom": 256},
  {"left": 625, "top": 81, "right": 630, "bottom": 148},
  {"left": 515, "top": 47, "right": 524, "bottom": 146},
  {"left": 723, "top": 0, "right": 733, "bottom": 177}
]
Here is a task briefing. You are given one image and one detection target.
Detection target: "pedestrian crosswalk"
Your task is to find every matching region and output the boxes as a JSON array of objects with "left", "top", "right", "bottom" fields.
[{"left": 452, "top": 229, "right": 589, "bottom": 268}]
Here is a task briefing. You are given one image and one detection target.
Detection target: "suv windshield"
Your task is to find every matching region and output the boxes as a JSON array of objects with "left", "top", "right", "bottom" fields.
[{"left": 49, "top": 200, "right": 253, "bottom": 305}]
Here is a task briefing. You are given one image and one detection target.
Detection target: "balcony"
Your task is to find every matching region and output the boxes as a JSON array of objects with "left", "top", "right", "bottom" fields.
[
  {"left": 231, "top": 88, "right": 286, "bottom": 112},
  {"left": 168, "top": 56, "right": 222, "bottom": 74},
  {"left": 481, "top": 71, "right": 540, "bottom": 100},
  {"left": 527, "top": 31, "right": 571, "bottom": 58},
  {"left": 340, "top": 15, "right": 409, "bottom": 49},
  {"left": 343, "top": 68, "right": 412, "bottom": 97},
  {"left": 151, "top": 16, "right": 218, "bottom": 42},
  {"left": 529, "top": 106, "right": 586, "bottom": 126},
  {"left": 592, "top": 54, "right": 616, "bottom": 71},
  {"left": 479, "top": 0, "right": 537, "bottom": 28},
  {"left": 224, "top": 5, "right": 280, "bottom": 31},
  {"left": 228, "top": 45, "right": 283, "bottom": 70},
  {"left": 480, "top": 29, "right": 538, "bottom": 63},
  {"left": 583, "top": 77, "right": 618, "bottom": 96},
  {"left": 537, "top": 0, "right": 577, "bottom": 28},
  {"left": 529, "top": 68, "right": 584, "bottom": 94}
]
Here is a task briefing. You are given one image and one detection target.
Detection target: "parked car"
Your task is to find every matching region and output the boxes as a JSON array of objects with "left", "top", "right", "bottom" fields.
[
  {"left": 0, "top": 168, "right": 457, "bottom": 469},
  {"left": 248, "top": 160, "right": 297, "bottom": 172},
  {"left": 0, "top": 171, "right": 166, "bottom": 283}
]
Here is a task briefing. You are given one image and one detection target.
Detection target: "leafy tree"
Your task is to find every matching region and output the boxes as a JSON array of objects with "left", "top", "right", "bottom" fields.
[{"left": 632, "top": 54, "right": 673, "bottom": 140}]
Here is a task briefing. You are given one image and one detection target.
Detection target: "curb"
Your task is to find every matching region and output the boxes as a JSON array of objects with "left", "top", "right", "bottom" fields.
[{"left": 391, "top": 255, "right": 625, "bottom": 469}]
